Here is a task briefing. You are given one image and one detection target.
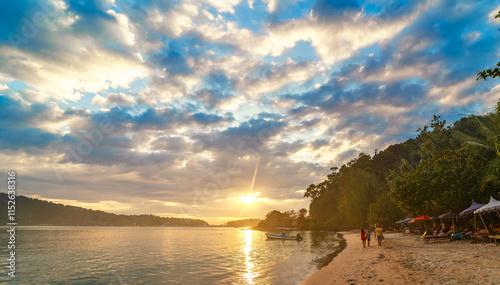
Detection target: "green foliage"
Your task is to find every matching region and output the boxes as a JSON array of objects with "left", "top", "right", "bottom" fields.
[
  {"left": 322, "top": 216, "right": 344, "bottom": 231},
  {"left": 477, "top": 11, "right": 500, "bottom": 81},
  {"left": 257, "top": 208, "right": 309, "bottom": 228},
  {"left": 388, "top": 116, "right": 496, "bottom": 216},
  {"left": 305, "top": 146, "right": 418, "bottom": 229},
  {"left": 477, "top": 61, "right": 500, "bottom": 81},
  {"left": 226, "top": 218, "right": 262, "bottom": 227},
  {"left": 306, "top": 108, "right": 500, "bottom": 230},
  {"left": 0, "top": 193, "right": 209, "bottom": 227},
  {"left": 257, "top": 210, "right": 294, "bottom": 228},
  {"left": 336, "top": 169, "right": 387, "bottom": 226},
  {"left": 295, "top": 208, "right": 308, "bottom": 228},
  {"left": 456, "top": 113, "right": 500, "bottom": 190},
  {"left": 366, "top": 192, "right": 404, "bottom": 226}
]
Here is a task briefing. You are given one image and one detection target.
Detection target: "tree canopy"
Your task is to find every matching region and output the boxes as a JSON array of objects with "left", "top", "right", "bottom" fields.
[
  {"left": 226, "top": 218, "right": 262, "bottom": 227},
  {"left": 477, "top": 11, "right": 500, "bottom": 81},
  {"left": 387, "top": 116, "right": 489, "bottom": 216}
]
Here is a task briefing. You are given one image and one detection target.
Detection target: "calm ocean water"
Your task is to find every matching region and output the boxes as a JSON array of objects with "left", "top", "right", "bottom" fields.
[{"left": 0, "top": 227, "right": 344, "bottom": 284}]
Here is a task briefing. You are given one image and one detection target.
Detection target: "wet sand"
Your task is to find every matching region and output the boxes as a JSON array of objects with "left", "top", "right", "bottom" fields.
[{"left": 303, "top": 230, "right": 500, "bottom": 284}]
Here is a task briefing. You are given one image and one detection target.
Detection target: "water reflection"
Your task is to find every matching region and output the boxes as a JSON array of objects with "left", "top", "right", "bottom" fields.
[
  {"left": 243, "top": 230, "right": 258, "bottom": 284},
  {"left": 5, "top": 227, "right": 343, "bottom": 284}
]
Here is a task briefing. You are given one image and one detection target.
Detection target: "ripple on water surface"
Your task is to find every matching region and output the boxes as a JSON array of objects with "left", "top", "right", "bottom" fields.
[{"left": 0, "top": 226, "right": 345, "bottom": 284}]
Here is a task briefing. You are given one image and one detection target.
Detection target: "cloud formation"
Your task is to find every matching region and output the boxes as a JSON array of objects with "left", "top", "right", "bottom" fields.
[{"left": 0, "top": 0, "right": 499, "bottom": 224}]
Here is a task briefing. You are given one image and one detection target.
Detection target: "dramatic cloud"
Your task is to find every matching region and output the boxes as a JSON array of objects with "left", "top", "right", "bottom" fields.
[{"left": 0, "top": 0, "right": 499, "bottom": 224}]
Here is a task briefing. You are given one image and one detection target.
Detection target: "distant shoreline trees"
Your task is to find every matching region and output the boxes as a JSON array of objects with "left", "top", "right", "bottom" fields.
[
  {"left": 0, "top": 193, "right": 209, "bottom": 227},
  {"left": 226, "top": 218, "right": 262, "bottom": 227},
  {"left": 256, "top": 208, "right": 308, "bottom": 229}
]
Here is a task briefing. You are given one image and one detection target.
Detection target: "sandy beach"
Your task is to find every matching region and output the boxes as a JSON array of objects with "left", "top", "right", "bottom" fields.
[{"left": 303, "top": 231, "right": 500, "bottom": 284}]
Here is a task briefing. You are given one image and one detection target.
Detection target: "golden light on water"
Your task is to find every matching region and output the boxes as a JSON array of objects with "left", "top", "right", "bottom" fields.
[{"left": 243, "top": 230, "right": 258, "bottom": 284}]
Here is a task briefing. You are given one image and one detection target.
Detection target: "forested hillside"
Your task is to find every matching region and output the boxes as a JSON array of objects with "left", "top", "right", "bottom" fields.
[
  {"left": 303, "top": 137, "right": 420, "bottom": 229},
  {"left": 258, "top": 109, "right": 500, "bottom": 230},
  {"left": 0, "top": 193, "right": 209, "bottom": 227}
]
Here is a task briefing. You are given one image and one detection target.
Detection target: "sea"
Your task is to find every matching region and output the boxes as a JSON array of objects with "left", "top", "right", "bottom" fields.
[{"left": 0, "top": 227, "right": 345, "bottom": 284}]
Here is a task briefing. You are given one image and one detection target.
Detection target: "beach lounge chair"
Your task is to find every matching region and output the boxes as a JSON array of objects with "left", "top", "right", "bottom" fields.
[
  {"left": 493, "top": 235, "right": 500, "bottom": 245},
  {"left": 450, "top": 228, "right": 469, "bottom": 241},
  {"left": 487, "top": 234, "right": 500, "bottom": 245},
  {"left": 423, "top": 230, "right": 452, "bottom": 244},
  {"left": 473, "top": 229, "right": 491, "bottom": 243},
  {"left": 461, "top": 230, "right": 475, "bottom": 241}
]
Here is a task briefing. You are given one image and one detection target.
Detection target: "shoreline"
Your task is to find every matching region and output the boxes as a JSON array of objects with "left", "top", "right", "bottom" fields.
[
  {"left": 314, "top": 232, "right": 348, "bottom": 269},
  {"left": 303, "top": 230, "right": 500, "bottom": 284}
]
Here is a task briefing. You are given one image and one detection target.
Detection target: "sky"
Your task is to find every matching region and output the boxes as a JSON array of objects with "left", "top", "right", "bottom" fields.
[{"left": 0, "top": 0, "right": 499, "bottom": 225}]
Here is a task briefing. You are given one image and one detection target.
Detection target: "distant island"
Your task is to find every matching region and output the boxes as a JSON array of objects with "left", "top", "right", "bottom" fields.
[{"left": 0, "top": 193, "right": 209, "bottom": 227}]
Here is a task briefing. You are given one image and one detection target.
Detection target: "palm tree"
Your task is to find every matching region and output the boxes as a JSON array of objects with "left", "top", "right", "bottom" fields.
[{"left": 454, "top": 111, "right": 500, "bottom": 190}]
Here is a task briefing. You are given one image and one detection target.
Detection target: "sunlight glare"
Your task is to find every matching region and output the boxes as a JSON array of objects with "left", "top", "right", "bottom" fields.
[
  {"left": 238, "top": 192, "right": 263, "bottom": 204},
  {"left": 243, "top": 230, "right": 258, "bottom": 283}
]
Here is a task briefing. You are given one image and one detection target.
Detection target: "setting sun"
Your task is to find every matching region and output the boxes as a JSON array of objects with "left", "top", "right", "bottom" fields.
[
  {"left": 238, "top": 193, "right": 265, "bottom": 204},
  {"left": 2, "top": 0, "right": 500, "bottom": 284}
]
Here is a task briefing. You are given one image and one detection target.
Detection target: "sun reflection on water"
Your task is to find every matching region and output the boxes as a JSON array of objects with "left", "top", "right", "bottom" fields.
[{"left": 243, "top": 230, "right": 258, "bottom": 284}]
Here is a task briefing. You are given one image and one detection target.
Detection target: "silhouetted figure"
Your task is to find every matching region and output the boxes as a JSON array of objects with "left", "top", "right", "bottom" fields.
[{"left": 361, "top": 228, "right": 366, "bottom": 248}]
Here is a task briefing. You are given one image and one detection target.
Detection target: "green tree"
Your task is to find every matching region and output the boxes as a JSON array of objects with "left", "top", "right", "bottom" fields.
[
  {"left": 306, "top": 167, "right": 342, "bottom": 223},
  {"left": 455, "top": 111, "right": 500, "bottom": 191},
  {"left": 366, "top": 192, "right": 404, "bottom": 226},
  {"left": 478, "top": 62, "right": 500, "bottom": 81},
  {"left": 477, "top": 11, "right": 500, "bottom": 81},
  {"left": 305, "top": 141, "right": 421, "bottom": 230},
  {"left": 226, "top": 218, "right": 262, "bottom": 227},
  {"left": 295, "top": 208, "right": 308, "bottom": 228},
  {"left": 388, "top": 117, "right": 484, "bottom": 216},
  {"left": 257, "top": 210, "right": 294, "bottom": 228},
  {"left": 336, "top": 168, "right": 386, "bottom": 226}
]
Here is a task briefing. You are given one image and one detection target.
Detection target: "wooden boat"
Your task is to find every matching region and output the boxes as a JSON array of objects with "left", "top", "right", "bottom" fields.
[{"left": 265, "top": 233, "right": 301, "bottom": 240}]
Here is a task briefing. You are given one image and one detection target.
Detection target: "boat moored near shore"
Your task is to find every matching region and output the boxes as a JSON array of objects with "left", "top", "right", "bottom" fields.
[{"left": 265, "top": 233, "right": 303, "bottom": 241}]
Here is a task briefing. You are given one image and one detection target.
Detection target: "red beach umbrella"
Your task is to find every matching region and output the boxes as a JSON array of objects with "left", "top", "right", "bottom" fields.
[{"left": 408, "top": 216, "right": 431, "bottom": 223}]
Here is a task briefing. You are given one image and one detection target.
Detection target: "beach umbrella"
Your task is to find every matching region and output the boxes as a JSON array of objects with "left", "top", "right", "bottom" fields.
[
  {"left": 396, "top": 218, "right": 413, "bottom": 230},
  {"left": 438, "top": 212, "right": 459, "bottom": 228},
  {"left": 429, "top": 215, "right": 442, "bottom": 232},
  {"left": 401, "top": 217, "right": 414, "bottom": 223},
  {"left": 460, "top": 201, "right": 486, "bottom": 233},
  {"left": 474, "top": 196, "right": 500, "bottom": 231},
  {"left": 474, "top": 196, "right": 500, "bottom": 215},
  {"left": 395, "top": 219, "right": 405, "bottom": 230},
  {"left": 430, "top": 214, "right": 441, "bottom": 220},
  {"left": 459, "top": 200, "right": 486, "bottom": 216},
  {"left": 438, "top": 212, "right": 458, "bottom": 219},
  {"left": 408, "top": 216, "right": 431, "bottom": 223}
]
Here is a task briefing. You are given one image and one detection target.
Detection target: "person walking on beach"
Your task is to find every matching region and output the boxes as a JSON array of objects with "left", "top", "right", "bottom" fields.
[
  {"left": 361, "top": 228, "right": 367, "bottom": 248},
  {"left": 366, "top": 229, "right": 371, "bottom": 246},
  {"left": 375, "top": 224, "right": 383, "bottom": 246}
]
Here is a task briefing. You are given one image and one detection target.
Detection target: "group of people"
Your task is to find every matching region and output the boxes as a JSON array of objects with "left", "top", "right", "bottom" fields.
[{"left": 361, "top": 224, "right": 383, "bottom": 247}]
